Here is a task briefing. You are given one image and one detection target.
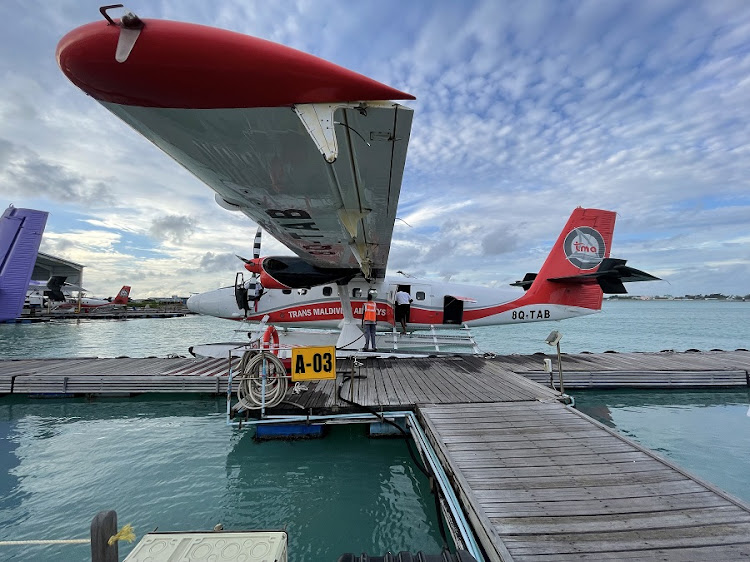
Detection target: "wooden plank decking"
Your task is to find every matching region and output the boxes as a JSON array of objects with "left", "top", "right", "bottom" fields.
[
  {"left": 500, "top": 349, "right": 750, "bottom": 389},
  {"left": 1, "top": 350, "right": 747, "bottom": 397},
  {"left": 418, "top": 401, "right": 750, "bottom": 560}
]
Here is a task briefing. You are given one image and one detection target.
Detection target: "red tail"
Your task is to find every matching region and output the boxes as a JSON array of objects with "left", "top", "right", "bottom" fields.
[
  {"left": 112, "top": 286, "right": 131, "bottom": 304},
  {"left": 520, "top": 208, "right": 615, "bottom": 310}
]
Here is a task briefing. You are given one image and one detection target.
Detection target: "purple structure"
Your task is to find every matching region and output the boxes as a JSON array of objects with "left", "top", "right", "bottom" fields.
[{"left": 0, "top": 206, "right": 48, "bottom": 322}]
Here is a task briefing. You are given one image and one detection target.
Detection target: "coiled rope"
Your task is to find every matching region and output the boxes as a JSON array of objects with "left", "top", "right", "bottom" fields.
[{"left": 235, "top": 350, "right": 288, "bottom": 409}]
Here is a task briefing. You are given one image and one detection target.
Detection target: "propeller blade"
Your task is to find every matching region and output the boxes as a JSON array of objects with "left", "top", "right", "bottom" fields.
[
  {"left": 235, "top": 254, "right": 251, "bottom": 264},
  {"left": 253, "top": 227, "right": 262, "bottom": 259}
]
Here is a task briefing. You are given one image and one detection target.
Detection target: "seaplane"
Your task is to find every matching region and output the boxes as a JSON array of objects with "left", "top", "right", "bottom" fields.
[
  {"left": 53, "top": 285, "right": 132, "bottom": 312},
  {"left": 56, "top": 7, "right": 659, "bottom": 355}
]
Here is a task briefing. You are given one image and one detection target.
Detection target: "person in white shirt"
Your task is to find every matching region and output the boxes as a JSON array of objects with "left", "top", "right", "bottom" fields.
[{"left": 394, "top": 288, "right": 413, "bottom": 334}]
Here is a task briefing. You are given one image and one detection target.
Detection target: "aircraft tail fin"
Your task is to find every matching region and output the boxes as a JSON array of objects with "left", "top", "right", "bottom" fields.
[
  {"left": 45, "top": 276, "right": 68, "bottom": 302},
  {"left": 112, "top": 286, "right": 131, "bottom": 304},
  {"left": 0, "top": 206, "right": 49, "bottom": 322},
  {"left": 520, "top": 208, "right": 616, "bottom": 311}
]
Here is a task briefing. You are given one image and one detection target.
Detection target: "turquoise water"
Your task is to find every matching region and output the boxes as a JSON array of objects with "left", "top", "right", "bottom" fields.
[
  {"left": 575, "top": 388, "right": 750, "bottom": 505},
  {"left": 0, "top": 300, "right": 747, "bottom": 360},
  {"left": 471, "top": 299, "right": 750, "bottom": 355},
  {"left": 1, "top": 300, "right": 749, "bottom": 560},
  {"left": 0, "top": 397, "right": 443, "bottom": 561}
]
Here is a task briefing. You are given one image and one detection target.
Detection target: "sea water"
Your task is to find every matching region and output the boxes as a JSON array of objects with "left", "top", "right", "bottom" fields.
[
  {"left": 575, "top": 388, "right": 750, "bottom": 505},
  {"left": 1, "top": 299, "right": 747, "bottom": 360},
  {"left": 1, "top": 300, "right": 749, "bottom": 560},
  {"left": 0, "top": 397, "right": 444, "bottom": 561}
]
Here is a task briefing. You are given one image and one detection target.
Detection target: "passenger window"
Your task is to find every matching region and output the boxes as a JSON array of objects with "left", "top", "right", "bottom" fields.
[
  {"left": 282, "top": 289, "right": 292, "bottom": 295},
  {"left": 323, "top": 286, "right": 332, "bottom": 296},
  {"left": 416, "top": 291, "right": 426, "bottom": 301},
  {"left": 352, "top": 288, "right": 362, "bottom": 298}
]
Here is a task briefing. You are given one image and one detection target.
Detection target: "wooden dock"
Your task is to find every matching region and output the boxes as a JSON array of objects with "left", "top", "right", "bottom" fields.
[
  {"left": 2, "top": 350, "right": 750, "bottom": 560},
  {"left": 1, "top": 350, "right": 747, "bottom": 397},
  {"left": 418, "top": 401, "right": 750, "bottom": 560},
  {"left": 3, "top": 310, "right": 190, "bottom": 323},
  {"left": 499, "top": 349, "right": 750, "bottom": 389}
]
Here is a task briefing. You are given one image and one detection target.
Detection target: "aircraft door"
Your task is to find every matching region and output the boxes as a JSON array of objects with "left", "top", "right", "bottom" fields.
[
  {"left": 234, "top": 272, "right": 249, "bottom": 314},
  {"left": 443, "top": 296, "right": 464, "bottom": 325}
]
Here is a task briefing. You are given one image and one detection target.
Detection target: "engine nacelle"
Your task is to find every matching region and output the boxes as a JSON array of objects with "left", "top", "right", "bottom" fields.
[{"left": 248, "top": 256, "right": 358, "bottom": 289}]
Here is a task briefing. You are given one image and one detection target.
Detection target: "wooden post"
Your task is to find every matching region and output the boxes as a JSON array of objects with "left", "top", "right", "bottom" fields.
[
  {"left": 90, "top": 510, "right": 118, "bottom": 562},
  {"left": 556, "top": 341, "right": 564, "bottom": 395}
]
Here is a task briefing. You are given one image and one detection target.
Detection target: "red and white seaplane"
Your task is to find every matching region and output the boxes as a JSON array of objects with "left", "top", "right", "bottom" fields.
[
  {"left": 57, "top": 7, "right": 658, "bottom": 354},
  {"left": 53, "top": 285, "right": 131, "bottom": 312}
]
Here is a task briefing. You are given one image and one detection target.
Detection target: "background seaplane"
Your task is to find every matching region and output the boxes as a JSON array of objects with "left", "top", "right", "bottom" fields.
[
  {"left": 57, "top": 8, "right": 658, "bottom": 353},
  {"left": 53, "top": 285, "right": 132, "bottom": 312}
]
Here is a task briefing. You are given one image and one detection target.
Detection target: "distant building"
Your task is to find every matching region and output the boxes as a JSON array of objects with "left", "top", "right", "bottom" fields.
[{"left": 32, "top": 252, "right": 85, "bottom": 290}]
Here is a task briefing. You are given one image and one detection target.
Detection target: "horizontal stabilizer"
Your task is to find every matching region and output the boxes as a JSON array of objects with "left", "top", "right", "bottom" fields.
[
  {"left": 549, "top": 258, "right": 660, "bottom": 294},
  {"left": 45, "top": 276, "right": 68, "bottom": 302},
  {"left": 510, "top": 273, "right": 537, "bottom": 291}
]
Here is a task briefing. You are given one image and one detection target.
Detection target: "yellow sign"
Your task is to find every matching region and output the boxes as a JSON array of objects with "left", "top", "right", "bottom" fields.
[{"left": 291, "top": 346, "right": 337, "bottom": 381}]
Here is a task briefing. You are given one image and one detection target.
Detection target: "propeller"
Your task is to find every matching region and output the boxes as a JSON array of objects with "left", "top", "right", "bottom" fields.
[
  {"left": 240, "top": 228, "right": 263, "bottom": 304},
  {"left": 235, "top": 227, "right": 262, "bottom": 265}
]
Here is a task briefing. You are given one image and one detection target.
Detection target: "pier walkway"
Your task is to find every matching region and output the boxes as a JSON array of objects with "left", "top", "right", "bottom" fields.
[
  {"left": 419, "top": 401, "right": 750, "bottom": 560},
  {"left": 2, "top": 351, "right": 750, "bottom": 559},
  {"left": 1, "top": 350, "right": 747, "bottom": 396}
]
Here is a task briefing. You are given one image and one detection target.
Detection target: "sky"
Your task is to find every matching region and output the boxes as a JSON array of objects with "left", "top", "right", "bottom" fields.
[{"left": 2, "top": 0, "right": 749, "bottom": 299}]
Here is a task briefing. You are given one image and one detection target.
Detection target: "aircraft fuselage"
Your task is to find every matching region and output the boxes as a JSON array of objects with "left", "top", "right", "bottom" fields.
[{"left": 186, "top": 276, "right": 598, "bottom": 329}]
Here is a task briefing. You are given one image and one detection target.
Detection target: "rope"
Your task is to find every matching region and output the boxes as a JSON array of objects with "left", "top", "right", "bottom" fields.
[
  {"left": 0, "top": 523, "right": 135, "bottom": 547},
  {"left": 108, "top": 523, "right": 135, "bottom": 545},
  {"left": 236, "top": 350, "right": 288, "bottom": 409},
  {"left": 0, "top": 539, "right": 89, "bottom": 545}
]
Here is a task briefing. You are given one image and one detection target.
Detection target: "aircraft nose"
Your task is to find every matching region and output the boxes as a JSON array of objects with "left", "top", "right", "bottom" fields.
[{"left": 186, "top": 293, "right": 201, "bottom": 314}]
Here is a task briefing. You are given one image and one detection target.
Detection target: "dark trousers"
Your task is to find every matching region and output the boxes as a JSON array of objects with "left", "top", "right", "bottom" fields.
[{"left": 363, "top": 323, "right": 377, "bottom": 350}]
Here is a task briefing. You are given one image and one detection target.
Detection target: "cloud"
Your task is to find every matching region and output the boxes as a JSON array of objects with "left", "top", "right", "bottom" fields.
[
  {"left": 198, "top": 251, "right": 240, "bottom": 273},
  {"left": 1, "top": 0, "right": 749, "bottom": 297},
  {"left": 0, "top": 140, "right": 115, "bottom": 205},
  {"left": 148, "top": 215, "right": 198, "bottom": 244},
  {"left": 481, "top": 226, "right": 521, "bottom": 256}
]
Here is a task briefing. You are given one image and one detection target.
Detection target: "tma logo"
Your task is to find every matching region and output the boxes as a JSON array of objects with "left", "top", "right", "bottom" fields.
[{"left": 563, "top": 227, "right": 605, "bottom": 269}]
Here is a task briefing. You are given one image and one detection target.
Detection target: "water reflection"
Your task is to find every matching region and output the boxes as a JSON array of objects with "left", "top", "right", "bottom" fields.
[
  {"left": 224, "top": 424, "right": 443, "bottom": 560},
  {"left": 0, "top": 396, "right": 445, "bottom": 561}
]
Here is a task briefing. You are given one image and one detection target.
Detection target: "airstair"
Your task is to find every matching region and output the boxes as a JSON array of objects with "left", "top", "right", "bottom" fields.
[{"left": 379, "top": 324, "right": 482, "bottom": 354}]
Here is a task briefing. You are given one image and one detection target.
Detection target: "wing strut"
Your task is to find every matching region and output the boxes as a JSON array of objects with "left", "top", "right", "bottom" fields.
[{"left": 335, "top": 281, "right": 365, "bottom": 350}]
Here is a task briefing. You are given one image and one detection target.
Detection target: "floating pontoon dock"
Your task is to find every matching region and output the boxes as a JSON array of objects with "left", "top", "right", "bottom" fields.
[
  {"left": 1, "top": 350, "right": 747, "bottom": 396},
  {"left": 2, "top": 350, "right": 750, "bottom": 560}
]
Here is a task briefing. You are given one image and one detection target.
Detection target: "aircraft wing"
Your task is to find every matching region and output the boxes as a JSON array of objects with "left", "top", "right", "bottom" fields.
[{"left": 57, "top": 15, "right": 415, "bottom": 279}]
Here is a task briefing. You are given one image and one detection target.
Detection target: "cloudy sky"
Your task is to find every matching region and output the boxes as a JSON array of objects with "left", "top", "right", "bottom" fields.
[{"left": 2, "top": 0, "right": 749, "bottom": 299}]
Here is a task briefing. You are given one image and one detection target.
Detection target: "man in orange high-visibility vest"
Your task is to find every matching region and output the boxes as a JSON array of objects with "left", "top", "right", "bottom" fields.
[{"left": 361, "top": 293, "right": 378, "bottom": 352}]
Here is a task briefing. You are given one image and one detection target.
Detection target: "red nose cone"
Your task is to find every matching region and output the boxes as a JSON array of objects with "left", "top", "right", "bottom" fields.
[
  {"left": 244, "top": 259, "right": 262, "bottom": 275},
  {"left": 56, "top": 18, "right": 415, "bottom": 109}
]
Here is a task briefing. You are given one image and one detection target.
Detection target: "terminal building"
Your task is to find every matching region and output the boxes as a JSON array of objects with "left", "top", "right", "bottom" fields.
[{"left": 31, "top": 252, "right": 85, "bottom": 291}]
